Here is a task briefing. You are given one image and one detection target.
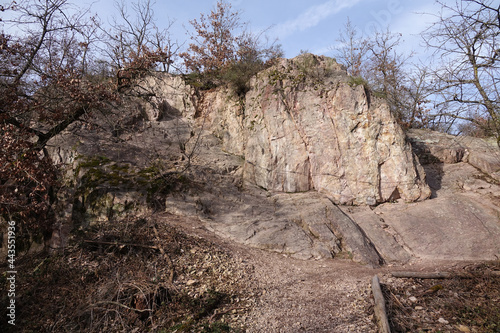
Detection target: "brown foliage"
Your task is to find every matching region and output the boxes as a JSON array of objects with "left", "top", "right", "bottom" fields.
[
  {"left": 181, "top": 1, "right": 241, "bottom": 74},
  {"left": 117, "top": 46, "right": 167, "bottom": 90},
  {"left": 0, "top": 217, "right": 251, "bottom": 332},
  {"left": 0, "top": 1, "right": 118, "bottom": 244},
  {"left": 181, "top": 0, "right": 282, "bottom": 92},
  {"left": 0, "top": 124, "right": 58, "bottom": 243}
]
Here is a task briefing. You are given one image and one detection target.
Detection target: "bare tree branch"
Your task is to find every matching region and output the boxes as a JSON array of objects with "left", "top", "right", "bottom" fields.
[{"left": 423, "top": 0, "right": 500, "bottom": 142}]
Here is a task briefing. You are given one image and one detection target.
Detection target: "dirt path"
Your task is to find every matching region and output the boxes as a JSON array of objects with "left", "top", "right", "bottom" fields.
[
  {"left": 164, "top": 212, "right": 379, "bottom": 332},
  {"left": 243, "top": 252, "right": 378, "bottom": 332}
]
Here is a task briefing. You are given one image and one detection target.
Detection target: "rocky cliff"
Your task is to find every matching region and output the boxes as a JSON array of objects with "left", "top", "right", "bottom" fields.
[
  {"left": 244, "top": 55, "right": 430, "bottom": 205},
  {"left": 149, "top": 54, "right": 431, "bottom": 205},
  {"left": 19, "top": 53, "right": 498, "bottom": 267}
]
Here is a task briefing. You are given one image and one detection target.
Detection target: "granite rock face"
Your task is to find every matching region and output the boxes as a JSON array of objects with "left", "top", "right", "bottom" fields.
[
  {"left": 239, "top": 55, "right": 430, "bottom": 205},
  {"left": 34, "top": 55, "right": 452, "bottom": 265},
  {"left": 137, "top": 55, "right": 431, "bottom": 206}
]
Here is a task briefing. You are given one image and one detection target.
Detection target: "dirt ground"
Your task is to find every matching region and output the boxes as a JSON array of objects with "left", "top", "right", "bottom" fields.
[
  {"left": 165, "top": 213, "right": 500, "bottom": 333},
  {"left": 166, "top": 213, "right": 378, "bottom": 332},
  {"left": 1, "top": 211, "right": 499, "bottom": 333}
]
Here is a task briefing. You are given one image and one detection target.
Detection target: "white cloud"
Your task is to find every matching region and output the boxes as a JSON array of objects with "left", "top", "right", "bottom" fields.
[{"left": 271, "top": 0, "right": 363, "bottom": 39}]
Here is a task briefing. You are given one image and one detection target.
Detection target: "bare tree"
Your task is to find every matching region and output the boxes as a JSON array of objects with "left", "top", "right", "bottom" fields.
[
  {"left": 101, "top": 0, "right": 180, "bottom": 73},
  {"left": 333, "top": 18, "right": 369, "bottom": 77},
  {"left": 423, "top": 0, "right": 500, "bottom": 143},
  {"left": 402, "top": 65, "right": 434, "bottom": 128},
  {"left": 150, "top": 20, "right": 183, "bottom": 73},
  {"left": 334, "top": 22, "right": 425, "bottom": 127},
  {"left": 365, "top": 29, "right": 415, "bottom": 123}
]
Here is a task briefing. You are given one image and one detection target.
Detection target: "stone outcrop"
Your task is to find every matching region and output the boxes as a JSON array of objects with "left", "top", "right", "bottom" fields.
[
  {"left": 165, "top": 178, "right": 382, "bottom": 265},
  {"left": 203, "top": 54, "right": 431, "bottom": 205},
  {"left": 345, "top": 130, "right": 500, "bottom": 264},
  {"left": 129, "top": 57, "right": 499, "bottom": 264},
  {"left": 33, "top": 53, "right": 500, "bottom": 267},
  {"left": 135, "top": 55, "right": 432, "bottom": 206},
  {"left": 408, "top": 128, "right": 500, "bottom": 181}
]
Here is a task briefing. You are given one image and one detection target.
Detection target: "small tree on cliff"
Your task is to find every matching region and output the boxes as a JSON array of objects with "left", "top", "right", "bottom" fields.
[
  {"left": 181, "top": 0, "right": 282, "bottom": 92},
  {"left": 181, "top": 0, "right": 241, "bottom": 74},
  {"left": 364, "top": 29, "right": 423, "bottom": 126},
  {"left": 334, "top": 18, "right": 369, "bottom": 77}
]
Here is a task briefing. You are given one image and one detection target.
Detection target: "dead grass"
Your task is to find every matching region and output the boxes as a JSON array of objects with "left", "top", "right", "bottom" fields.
[
  {"left": 0, "top": 216, "right": 253, "bottom": 332},
  {"left": 383, "top": 261, "right": 500, "bottom": 333}
]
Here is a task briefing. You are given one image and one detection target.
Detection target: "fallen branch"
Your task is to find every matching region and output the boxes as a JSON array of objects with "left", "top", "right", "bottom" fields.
[
  {"left": 90, "top": 300, "right": 153, "bottom": 313},
  {"left": 391, "top": 271, "right": 452, "bottom": 279},
  {"left": 372, "top": 275, "right": 391, "bottom": 333},
  {"left": 390, "top": 291, "right": 405, "bottom": 310},
  {"left": 32, "top": 257, "right": 49, "bottom": 274},
  {"left": 208, "top": 306, "right": 247, "bottom": 323},
  {"left": 391, "top": 271, "right": 500, "bottom": 279}
]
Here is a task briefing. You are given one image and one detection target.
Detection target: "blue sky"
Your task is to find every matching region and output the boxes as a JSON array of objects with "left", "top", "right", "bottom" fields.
[{"left": 88, "top": 0, "right": 442, "bottom": 59}]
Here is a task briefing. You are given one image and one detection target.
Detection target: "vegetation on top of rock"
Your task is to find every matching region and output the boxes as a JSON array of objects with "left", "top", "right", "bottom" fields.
[{"left": 180, "top": 1, "right": 283, "bottom": 95}]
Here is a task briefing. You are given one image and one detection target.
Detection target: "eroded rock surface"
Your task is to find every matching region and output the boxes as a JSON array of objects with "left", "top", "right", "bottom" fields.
[
  {"left": 38, "top": 55, "right": 500, "bottom": 267},
  {"left": 239, "top": 55, "right": 430, "bottom": 205},
  {"left": 347, "top": 130, "right": 500, "bottom": 263},
  {"left": 408, "top": 128, "right": 500, "bottom": 181},
  {"left": 166, "top": 184, "right": 382, "bottom": 265},
  {"left": 348, "top": 162, "right": 500, "bottom": 262}
]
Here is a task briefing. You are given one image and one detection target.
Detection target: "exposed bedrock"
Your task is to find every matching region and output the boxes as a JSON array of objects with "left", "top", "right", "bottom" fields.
[{"left": 202, "top": 54, "right": 431, "bottom": 205}]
